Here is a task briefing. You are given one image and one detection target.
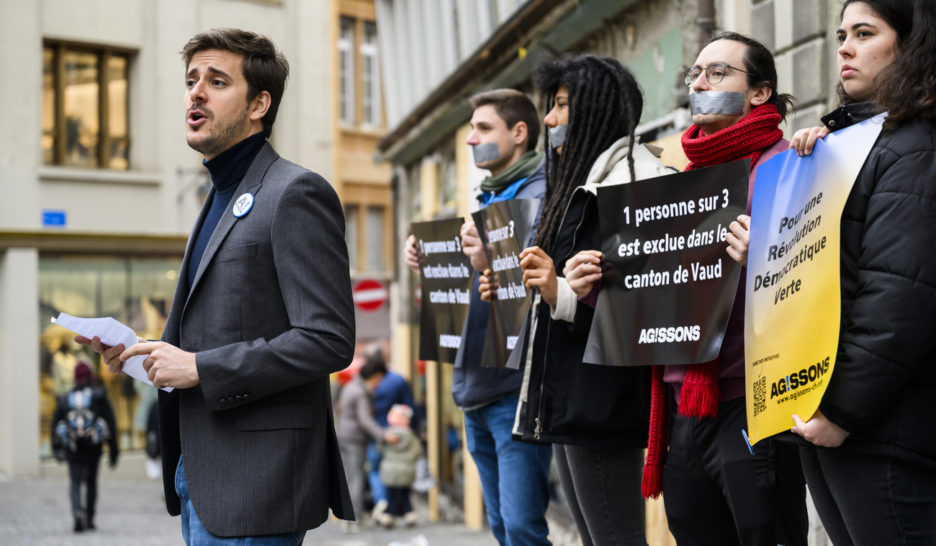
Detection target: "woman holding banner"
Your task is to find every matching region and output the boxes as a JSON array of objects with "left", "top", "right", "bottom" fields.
[
  {"left": 789, "top": 0, "right": 936, "bottom": 543},
  {"left": 481, "top": 55, "right": 670, "bottom": 545}
]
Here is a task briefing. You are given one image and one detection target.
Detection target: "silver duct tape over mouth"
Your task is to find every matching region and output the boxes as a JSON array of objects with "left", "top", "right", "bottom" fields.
[
  {"left": 549, "top": 124, "right": 568, "bottom": 150},
  {"left": 689, "top": 91, "right": 746, "bottom": 115},
  {"left": 472, "top": 142, "right": 500, "bottom": 164}
]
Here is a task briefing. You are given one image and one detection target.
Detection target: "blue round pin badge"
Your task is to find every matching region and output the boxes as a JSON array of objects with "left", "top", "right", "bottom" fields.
[{"left": 232, "top": 192, "right": 255, "bottom": 218}]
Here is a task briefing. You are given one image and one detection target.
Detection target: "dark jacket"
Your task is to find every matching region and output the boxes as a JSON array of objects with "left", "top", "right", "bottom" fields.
[
  {"left": 818, "top": 102, "right": 936, "bottom": 459},
  {"left": 451, "top": 162, "right": 546, "bottom": 409},
  {"left": 51, "top": 385, "right": 119, "bottom": 465},
  {"left": 158, "top": 142, "right": 354, "bottom": 536},
  {"left": 514, "top": 141, "right": 670, "bottom": 447}
]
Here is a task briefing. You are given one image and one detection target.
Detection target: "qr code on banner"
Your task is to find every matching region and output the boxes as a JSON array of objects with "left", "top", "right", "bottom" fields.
[{"left": 753, "top": 376, "right": 767, "bottom": 416}]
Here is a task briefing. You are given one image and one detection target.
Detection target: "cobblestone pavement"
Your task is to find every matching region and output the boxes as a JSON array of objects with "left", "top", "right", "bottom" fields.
[{"left": 0, "top": 466, "right": 497, "bottom": 546}]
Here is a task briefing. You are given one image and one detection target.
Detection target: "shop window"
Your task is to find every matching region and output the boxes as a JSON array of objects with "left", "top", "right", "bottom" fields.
[
  {"left": 38, "top": 256, "right": 182, "bottom": 458},
  {"left": 42, "top": 42, "right": 131, "bottom": 170}
]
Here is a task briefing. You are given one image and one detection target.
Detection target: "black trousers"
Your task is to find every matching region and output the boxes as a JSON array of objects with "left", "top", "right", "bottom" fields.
[
  {"left": 800, "top": 442, "right": 936, "bottom": 545},
  {"left": 67, "top": 451, "right": 101, "bottom": 523},
  {"left": 662, "top": 397, "right": 808, "bottom": 546},
  {"left": 386, "top": 486, "right": 412, "bottom": 516},
  {"left": 554, "top": 443, "right": 646, "bottom": 546}
]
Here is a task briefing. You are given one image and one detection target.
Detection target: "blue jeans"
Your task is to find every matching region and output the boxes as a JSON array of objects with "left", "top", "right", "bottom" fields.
[
  {"left": 366, "top": 441, "right": 387, "bottom": 503},
  {"left": 174, "top": 459, "right": 306, "bottom": 545},
  {"left": 463, "top": 394, "right": 552, "bottom": 546}
]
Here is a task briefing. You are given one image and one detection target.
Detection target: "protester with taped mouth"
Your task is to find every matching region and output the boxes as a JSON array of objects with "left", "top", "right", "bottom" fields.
[
  {"left": 480, "top": 55, "right": 671, "bottom": 545},
  {"left": 635, "top": 32, "right": 809, "bottom": 545},
  {"left": 404, "top": 89, "right": 552, "bottom": 546},
  {"left": 787, "top": 1, "right": 936, "bottom": 543}
]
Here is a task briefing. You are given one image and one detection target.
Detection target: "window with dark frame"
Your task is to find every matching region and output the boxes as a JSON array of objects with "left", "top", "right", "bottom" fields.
[{"left": 42, "top": 41, "right": 131, "bottom": 170}]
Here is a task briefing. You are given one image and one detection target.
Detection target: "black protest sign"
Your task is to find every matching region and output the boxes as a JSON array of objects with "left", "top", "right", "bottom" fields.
[
  {"left": 412, "top": 218, "right": 474, "bottom": 363},
  {"left": 472, "top": 199, "right": 541, "bottom": 368},
  {"left": 583, "top": 160, "right": 749, "bottom": 366}
]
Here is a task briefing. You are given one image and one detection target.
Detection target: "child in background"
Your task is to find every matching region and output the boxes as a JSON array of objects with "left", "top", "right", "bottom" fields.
[{"left": 378, "top": 404, "right": 423, "bottom": 528}]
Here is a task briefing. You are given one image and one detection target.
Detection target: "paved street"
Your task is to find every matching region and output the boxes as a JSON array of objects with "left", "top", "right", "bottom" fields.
[{"left": 0, "top": 457, "right": 497, "bottom": 546}]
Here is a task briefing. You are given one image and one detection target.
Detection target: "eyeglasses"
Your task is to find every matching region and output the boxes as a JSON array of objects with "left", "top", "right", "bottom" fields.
[{"left": 684, "top": 63, "right": 750, "bottom": 87}]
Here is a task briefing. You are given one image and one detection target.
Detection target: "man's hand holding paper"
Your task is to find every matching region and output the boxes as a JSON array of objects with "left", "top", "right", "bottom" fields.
[
  {"left": 75, "top": 335, "right": 129, "bottom": 374},
  {"left": 77, "top": 334, "right": 198, "bottom": 390},
  {"left": 54, "top": 312, "right": 180, "bottom": 392},
  {"left": 123, "top": 341, "right": 199, "bottom": 389}
]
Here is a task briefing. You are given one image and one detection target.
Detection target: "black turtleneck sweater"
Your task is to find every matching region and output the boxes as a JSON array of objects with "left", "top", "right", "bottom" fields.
[{"left": 185, "top": 132, "right": 267, "bottom": 292}]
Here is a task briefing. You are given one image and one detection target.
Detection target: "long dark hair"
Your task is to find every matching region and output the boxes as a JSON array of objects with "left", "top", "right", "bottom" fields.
[
  {"left": 533, "top": 55, "right": 643, "bottom": 254},
  {"left": 841, "top": 0, "right": 936, "bottom": 126}
]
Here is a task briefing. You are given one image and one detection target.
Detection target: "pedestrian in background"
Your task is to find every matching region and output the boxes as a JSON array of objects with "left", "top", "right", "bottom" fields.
[
  {"left": 51, "top": 361, "right": 119, "bottom": 533},
  {"left": 377, "top": 404, "right": 423, "bottom": 528},
  {"left": 367, "top": 346, "right": 418, "bottom": 521},
  {"left": 336, "top": 357, "right": 400, "bottom": 532}
]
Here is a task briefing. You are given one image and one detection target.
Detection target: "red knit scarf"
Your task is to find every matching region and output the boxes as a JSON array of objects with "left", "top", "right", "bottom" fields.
[
  {"left": 682, "top": 103, "right": 785, "bottom": 171},
  {"left": 641, "top": 104, "right": 783, "bottom": 499}
]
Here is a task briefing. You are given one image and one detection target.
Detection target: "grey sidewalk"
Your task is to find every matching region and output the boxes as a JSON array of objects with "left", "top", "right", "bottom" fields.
[{"left": 0, "top": 458, "right": 497, "bottom": 546}]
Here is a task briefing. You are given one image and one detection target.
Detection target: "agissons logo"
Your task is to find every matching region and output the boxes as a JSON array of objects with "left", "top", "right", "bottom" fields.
[
  {"left": 770, "top": 356, "right": 830, "bottom": 398},
  {"left": 638, "top": 325, "right": 700, "bottom": 344}
]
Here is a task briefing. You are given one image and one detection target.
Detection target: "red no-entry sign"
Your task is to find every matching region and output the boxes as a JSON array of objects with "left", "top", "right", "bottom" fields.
[{"left": 352, "top": 279, "right": 389, "bottom": 312}]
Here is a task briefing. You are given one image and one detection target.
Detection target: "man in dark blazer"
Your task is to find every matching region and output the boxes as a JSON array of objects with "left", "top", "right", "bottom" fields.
[{"left": 78, "top": 28, "right": 354, "bottom": 544}]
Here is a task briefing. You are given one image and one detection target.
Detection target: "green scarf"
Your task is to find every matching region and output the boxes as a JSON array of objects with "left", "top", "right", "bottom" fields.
[{"left": 480, "top": 151, "right": 543, "bottom": 194}]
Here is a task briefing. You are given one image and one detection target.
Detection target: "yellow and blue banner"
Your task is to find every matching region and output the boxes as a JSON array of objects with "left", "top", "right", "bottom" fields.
[{"left": 745, "top": 114, "right": 884, "bottom": 444}]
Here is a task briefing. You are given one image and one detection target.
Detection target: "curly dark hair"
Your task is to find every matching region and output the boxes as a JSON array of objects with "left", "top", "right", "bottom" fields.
[
  {"left": 532, "top": 55, "right": 643, "bottom": 254},
  {"left": 841, "top": 0, "right": 936, "bottom": 127},
  {"left": 182, "top": 28, "right": 290, "bottom": 137}
]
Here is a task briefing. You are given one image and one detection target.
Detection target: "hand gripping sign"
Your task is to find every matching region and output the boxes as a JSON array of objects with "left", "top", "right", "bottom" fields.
[
  {"left": 583, "top": 161, "right": 749, "bottom": 367},
  {"left": 744, "top": 115, "right": 884, "bottom": 444}
]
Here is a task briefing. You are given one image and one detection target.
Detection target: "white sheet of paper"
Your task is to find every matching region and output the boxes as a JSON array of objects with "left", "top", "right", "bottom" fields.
[{"left": 51, "top": 312, "right": 173, "bottom": 392}]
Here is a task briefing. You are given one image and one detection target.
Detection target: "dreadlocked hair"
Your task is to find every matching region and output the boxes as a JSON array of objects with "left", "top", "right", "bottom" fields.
[{"left": 533, "top": 55, "right": 643, "bottom": 254}]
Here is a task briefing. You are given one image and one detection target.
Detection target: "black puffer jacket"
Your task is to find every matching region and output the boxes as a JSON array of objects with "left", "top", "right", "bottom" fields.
[{"left": 818, "top": 103, "right": 936, "bottom": 459}]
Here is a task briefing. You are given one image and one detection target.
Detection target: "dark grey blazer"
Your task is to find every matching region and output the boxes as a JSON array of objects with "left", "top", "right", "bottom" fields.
[{"left": 157, "top": 142, "right": 355, "bottom": 536}]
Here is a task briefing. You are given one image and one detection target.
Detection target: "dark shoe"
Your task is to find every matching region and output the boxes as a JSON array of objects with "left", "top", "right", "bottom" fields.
[
  {"left": 86, "top": 520, "right": 96, "bottom": 530},
  {"left": 73, "top": 517, "right": 85, "bottom": 533}
]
